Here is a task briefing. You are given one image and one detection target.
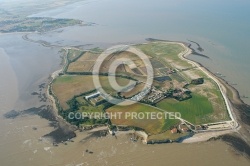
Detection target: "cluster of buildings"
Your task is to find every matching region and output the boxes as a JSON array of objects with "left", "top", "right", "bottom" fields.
[
  {"left": 171, "top": 124, "right": 190, "bottom": 134},
  {"left": 171, "top": 88, "right": 191, "bottom": 101},
  {"left": 172, "top": 88, "right": 190, "bottom": 97},
  {"left": 147, "top": 88, "right": 164, "bottom": 103},
  {"left": 85, "top": 92, "right": 101, "bottom": 100},
  {"left": 85, "top": 91, "right": 106, "bottom": 106}
]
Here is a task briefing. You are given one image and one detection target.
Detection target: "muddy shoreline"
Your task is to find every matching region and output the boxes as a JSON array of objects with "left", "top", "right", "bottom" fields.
[
  {"left": 3, "top": 104, "right": 77, "bottom": 144},
  {"left": 209, "top": 134, "right": 250, "bottom": 159},
  {"left": 9, "top": 36, "right": 249, "bottom": 154}
]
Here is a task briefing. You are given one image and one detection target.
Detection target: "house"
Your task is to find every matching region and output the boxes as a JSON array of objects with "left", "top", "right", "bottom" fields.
[
  {"left": 178, "top": 124, "right": 190, "bottom": 132},
  {"left": 85, "top": 91, "right": 100, "bottom": 100},
  {"left": 171, "top": 128, "right": 177, "bottom": 134}
]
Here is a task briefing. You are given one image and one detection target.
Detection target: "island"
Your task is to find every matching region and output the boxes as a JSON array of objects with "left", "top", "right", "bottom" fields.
[{"left": 48, "top": 41, "right": 238, "bottom": 144}]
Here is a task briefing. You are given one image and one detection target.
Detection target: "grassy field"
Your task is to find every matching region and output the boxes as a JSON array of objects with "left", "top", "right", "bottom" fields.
[
  {"left": 67, "top": 49, "right": 85, "bottom": 62},
  {"left": 187, "top": 70, "right": 229, "bottom": 122},
  {"left": 107, "top": 103, "right": 179, "bottom": 135},
  {"left": 52, "top": 75, "right": 135, "bottom": 110},
  {"left": 67, "top": 61, "right": 95, "bottom": 72},
  {"left": 157, "top": 93, "right": 215, "bottom": 124},
  {"left": 136, "top": 42, "right": 191, "bottom": 69},
  {"left": 67, "top": 51, "right": 99, "bottom": 72}
]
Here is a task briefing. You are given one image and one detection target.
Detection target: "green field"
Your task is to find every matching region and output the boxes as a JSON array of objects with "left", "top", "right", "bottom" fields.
[
  {"left": 136, "top": 42, "right": 191, "bottom": 68},
  {"left": 157, "top": 93, "right": 214, "bottom": 124}
]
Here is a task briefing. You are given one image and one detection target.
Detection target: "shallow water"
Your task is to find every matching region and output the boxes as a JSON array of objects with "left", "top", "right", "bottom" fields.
[
  {"left": 0, "top": 33, "right": 62, "bottom": 165},
  {"left": 29, "top": 0, "right": 250, "bottom": 104},
  {"left": 0, "top": 34, "right": 61, "bottom": 110}
]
